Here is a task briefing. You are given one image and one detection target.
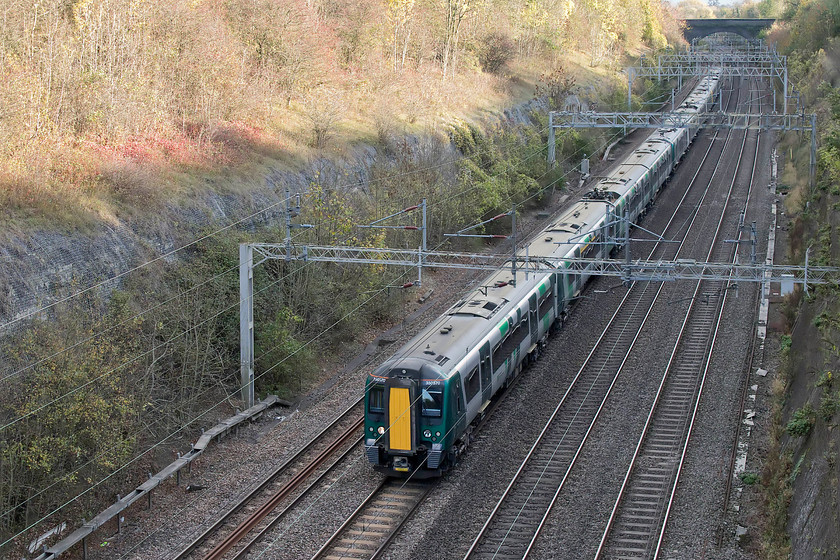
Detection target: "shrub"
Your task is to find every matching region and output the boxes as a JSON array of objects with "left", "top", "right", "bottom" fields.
[
  {"left": 786, "top": 403, "right": 815, "bottom": 437},
  {"left": 535, "top": 66, "right": 577, "bottom": 111},
  {"left": 817, "top": 370, "right": 833, "bottom": 388},
  {"left": 478, "top": 31, "right": 516, "bottom": 74},
  {"left": 780, "top": 334, "right": 793, "bottom": 352},
  {"left": 819, "top": 392, "right": 838, "bottom": 421},
  {"left": 304, "top": 92, "right": 343, "bottom": 149},
  {"left": 740, "top": 471, "right": 760, "bottom": 485}
]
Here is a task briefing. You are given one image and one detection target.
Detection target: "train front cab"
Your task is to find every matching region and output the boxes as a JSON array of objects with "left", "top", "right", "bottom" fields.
[{"left": 364, "top": 364, "right": 457, "bottom": 478}]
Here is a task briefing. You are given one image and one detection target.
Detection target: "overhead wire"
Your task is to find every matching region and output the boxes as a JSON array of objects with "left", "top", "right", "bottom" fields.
[
  {"left": 2, "top": 159, "right": 453, "bottom": 541},
  {"left": 7, "top": 74, "right": 677, "bottom": 548},
  {"left": 0, "top": 264, "right": 239, "bottom": 384},
  {"left": 4, "top": 120, "right": 570, "bottom": 548},
  {"left": 3, "top": 83, "right": 643, "bottom": 437},
  {"left": 0, "top": 261, "right": 413, "bottom": 551},
  {"left": 241, "top": 71, "right": 735, "bottom": 559},
  {"left": 0, "top": 98, "right": 632, "bottom": 438},
  {"left": 2, "top": 118, "right": 550, "bottom": 406},
  {"left": 1, "top": 124, "right": 562, "bottom": 424},
  {"left": 0, "top": 256, "right": 316, "bottom": 432},
  {"left": 3, "top": 67, "right": 665, "bottom": 340},
  {"left": 0, "top": 127, "right": 547, "bottom": 333},
  {"left": 112, "top": 321, "right": 404, "bottom": 559}
]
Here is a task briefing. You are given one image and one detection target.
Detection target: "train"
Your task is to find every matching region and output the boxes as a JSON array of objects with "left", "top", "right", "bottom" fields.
[{"left": 364, "top": 72, "right": 721, "bottom": 478}]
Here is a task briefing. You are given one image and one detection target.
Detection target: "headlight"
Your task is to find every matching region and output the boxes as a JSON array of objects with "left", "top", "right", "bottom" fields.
[
  {"left": 423, "top": 429, "right": 432, "bottom": 438},
  {"left": 435, "top": 431, "right": 441, "bottom": 437},
  {"left": 377, "top": 426, "right": 385, "bottom": 435}
]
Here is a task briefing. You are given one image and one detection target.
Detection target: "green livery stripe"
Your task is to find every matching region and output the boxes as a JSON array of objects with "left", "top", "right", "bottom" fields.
[
  {"left": 538, "top": 282, "right": 547, "bottom": 295},
  {"left": 498, "top": 320, "right": 509, "bottom": 336}
]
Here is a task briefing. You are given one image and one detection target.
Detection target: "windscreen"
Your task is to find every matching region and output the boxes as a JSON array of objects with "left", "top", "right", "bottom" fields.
[{"left": 421, "top": 388, "right": 443, "bottom": 418}]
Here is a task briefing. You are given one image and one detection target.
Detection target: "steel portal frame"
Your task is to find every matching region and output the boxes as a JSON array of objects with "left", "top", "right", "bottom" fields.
[{"left": 238, "top": 242, "right": 838, "bottom": 406}]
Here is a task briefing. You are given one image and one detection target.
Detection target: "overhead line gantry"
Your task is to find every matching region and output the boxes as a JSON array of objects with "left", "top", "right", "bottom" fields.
[
  {"left": 238, "top": 40, "right": 826, "bottom": 409},
  {"left": 547, "top": 44, "right": 816, "bottom": 187}
]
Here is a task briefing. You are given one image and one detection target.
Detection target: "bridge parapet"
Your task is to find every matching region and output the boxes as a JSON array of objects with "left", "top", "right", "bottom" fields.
[{"left": 683, "top": 18, "right": 775, "bottom": 42}]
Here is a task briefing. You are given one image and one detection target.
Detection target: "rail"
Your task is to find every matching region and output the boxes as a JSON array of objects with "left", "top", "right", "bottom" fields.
[
  {"left": 173, "top": 399, "right": 363, "bottom": 560},
  {"left": 464, "top": 78, "right": 745, "bottom": 559},
  {"left": 595, "top": 75, "right": 762, "bottom": 559},
  {"left": 34, "top": 396, "right": 283, "bottom": 560}
]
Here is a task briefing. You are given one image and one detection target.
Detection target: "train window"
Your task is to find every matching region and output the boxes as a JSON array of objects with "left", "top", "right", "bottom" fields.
[
  {"left": 421, "top": 388, "right": 443, "bottom": 417},
  {"left": 539, "top": 291, "right": 555, "bottom": 318},
  {"left": 498, "top": 321, "right": 529, "bottom": 363},
  {"left": 465, "top": 367, "right": 480, "bottom": 402},
  {"left": 368, "top": 386, "right": 384, "bottom": 414},
  {"left": 492, "top": 342, "right": 505, "bottom": 371}
]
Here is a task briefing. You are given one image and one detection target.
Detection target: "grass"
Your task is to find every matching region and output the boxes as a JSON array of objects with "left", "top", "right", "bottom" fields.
[
  {"left": 1, "top": 31, "right": 648, "bottom": 231},
  {"left": 761, "top": 347, "right": 795, "bottom": 559},
  {"left": 741, "top": 471, "right": 760, "bottom": 485}
]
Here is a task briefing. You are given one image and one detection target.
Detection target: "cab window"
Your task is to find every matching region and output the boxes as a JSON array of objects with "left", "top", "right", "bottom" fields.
[
  {"left": 368, "top": 385, "right": 384, "bottom": 413},
  {"left": 421, "top": 388, "right": 443, "bottom": 417}
]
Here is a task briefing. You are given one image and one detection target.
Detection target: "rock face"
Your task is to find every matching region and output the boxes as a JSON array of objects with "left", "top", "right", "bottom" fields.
[
  {"left": 785, "top": 301, "right": 840, "bottom": 560},
  {"left": 0, "top": 98, "right": 548, "bottom": 328},
  {"left": 0, "top": 143, "right": 426, "bottom": 326}
]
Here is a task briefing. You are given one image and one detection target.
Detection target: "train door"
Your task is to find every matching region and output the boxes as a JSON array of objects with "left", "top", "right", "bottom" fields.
[
  {"left": 606, "top": 205, "right": 616, "bottom": 243},
  {"left": 385, "top": 377, "right": 416, "bottom": 454},
  {"left": 452, "top": 376, "right": 467, "bottom": 436},
  {"left": 479, "top": 342, "right": 492, "bottom": 403},
  {"left": 528, "top": 294, "right": 538, "bottom": 339},
  {"left": 555, "top": 273, "right": 567, "bottom": 318}
]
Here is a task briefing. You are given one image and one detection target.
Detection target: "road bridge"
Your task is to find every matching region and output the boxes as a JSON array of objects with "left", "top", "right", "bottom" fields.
[{"left": 683, "top": 18, "right": 775, "bottom": 42}]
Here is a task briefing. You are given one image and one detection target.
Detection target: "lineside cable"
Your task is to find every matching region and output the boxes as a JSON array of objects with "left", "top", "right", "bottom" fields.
[
  {"left": 0, "top": 128, "right": 549, "bottom": 332},
  {"left": 6, "top": 87, "right": 667, "bottom": 547}
]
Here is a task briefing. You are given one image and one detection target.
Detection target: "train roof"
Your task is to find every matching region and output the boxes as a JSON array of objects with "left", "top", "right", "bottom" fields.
[
  {"left": 527, "top": 199, "right": 609, "bottom": 259},
  {"left": 372, "top": 263, "right": 551, "bottom": 381},
  {"left": 369, "top": 73, "right": 721, "bottom": 383}
]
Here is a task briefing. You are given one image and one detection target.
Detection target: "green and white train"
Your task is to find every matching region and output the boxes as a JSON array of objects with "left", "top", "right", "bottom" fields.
[{"left": 364, "top": 73, "right": 721, "bottom": 477}]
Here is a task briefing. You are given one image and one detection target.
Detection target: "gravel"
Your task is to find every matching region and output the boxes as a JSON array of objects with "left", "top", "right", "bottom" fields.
[
  {"left": 82, "top": 130, "right": 638, "bottom": 560},
  {"left": 382, "top": 77, "right": 775, "bottom": 560},
  {"left": 78, "top": 81, "right": 776, "bottom": 560}
]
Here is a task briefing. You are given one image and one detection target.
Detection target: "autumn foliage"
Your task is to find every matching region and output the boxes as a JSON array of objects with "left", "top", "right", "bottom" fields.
[
  {"left": 0, "top": 0, "right": 680, "bottom": 549},
  {"left": 0, "top": 0, "right": 678, "bottom": 220}
]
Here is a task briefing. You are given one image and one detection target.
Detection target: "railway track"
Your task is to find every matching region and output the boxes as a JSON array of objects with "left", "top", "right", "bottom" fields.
[
  {"left": 172, "top": 400, "right": 364, "bottom": 560},
  {"left": 594, "top": 78, "right": 764, "bottom": 560},
  {"left": 164, "top": 116, "right": 682, "bottom": 560},
  {"left": 462, "top": 78, "right": 747, "bottom": 560},
  {"left": 162, "top": 76, "right": 750, "bottom": 560},
  {"left": 311, "top": 479, "right": 432, "bottom": 560}
]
